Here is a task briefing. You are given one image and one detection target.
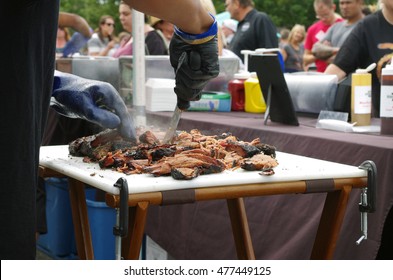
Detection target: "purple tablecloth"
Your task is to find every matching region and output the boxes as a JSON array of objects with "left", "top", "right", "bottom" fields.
[{"left": 144, "top": 111, "right": 393, "bottom": 260}]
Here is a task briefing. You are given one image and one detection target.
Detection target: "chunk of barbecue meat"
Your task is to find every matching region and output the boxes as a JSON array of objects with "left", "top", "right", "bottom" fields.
[
  {"left": 144, "top": 153, "right": 225, "bottom": 177},
  {"left": 171, "top": 167, "right": 200, "bottom": 180},
  {"left": 149, "top": 147, "right": 177, "bottom": 161},
  {"left": 139, "top": 130, "right": 161, "bottom": 145},
  {"left": 69, "top": 129, "right": 133, "bottom": 157},
  {"left": 255, "top": 143, "right": 277, "bottom": 158},
  {"left": 241, "top": 154, "right": 278, "bottom": 171},
  {"left": 125, "top": 146, "right": 149, "bottom": 160},
  {"left": 224, "top": 140, "right": 261, "bottom": 158},
  {"left": 222, "top": 151, "right": 244, "bottom": 168}
]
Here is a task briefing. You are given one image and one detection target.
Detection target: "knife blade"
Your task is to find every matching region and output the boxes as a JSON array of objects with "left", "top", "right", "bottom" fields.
[{"left": 162, "top": 106, "right": 182, "bottom": 143}]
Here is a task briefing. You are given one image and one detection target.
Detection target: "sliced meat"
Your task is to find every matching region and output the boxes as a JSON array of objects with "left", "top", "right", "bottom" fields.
[
  {"left": 241, "top": 154, "right": 278, "bottom": 171},
  {"left": 171, "top": 167, "right": 200, "bottom": 180},
  {"left": 68, "top": 129, "right": 278, "bottom": 180},
  {"left": 139, "top": 130, "right": 161, "bottom": 145}
]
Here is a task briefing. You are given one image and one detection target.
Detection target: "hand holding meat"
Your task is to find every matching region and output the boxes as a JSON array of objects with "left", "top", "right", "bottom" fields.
[
  {"left": 169, "top": 15, "right": 219, "bottom": 110},
  {"left": 51, "top": 71, "right": 136, "bottom": 140}
]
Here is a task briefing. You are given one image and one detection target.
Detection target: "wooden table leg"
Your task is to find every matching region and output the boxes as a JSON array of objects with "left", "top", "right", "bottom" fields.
[
  {"left": 122, "top": 201, "right": 149, "bottom": 260},
  {"left": 68, "top": 178, "right": 94, "bottom": 260},
  {"left": 311, "top": 185, "right": 352, "bottom": 259},
  {"left": 227, "top": 198, "right": 256, "bottom": 260}
]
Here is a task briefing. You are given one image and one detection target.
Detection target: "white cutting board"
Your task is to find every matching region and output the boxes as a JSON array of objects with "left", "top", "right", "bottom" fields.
[{"left": 39, "top": 145, "right": 367, "bottom": 195}]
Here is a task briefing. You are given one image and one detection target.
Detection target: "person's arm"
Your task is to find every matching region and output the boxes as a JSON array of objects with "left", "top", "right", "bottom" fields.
[
  {"left": 303, "top": 49, "right": 316, "bottom": 69},
  {"left": 312, "top": 41, "right": 339, "bottom": 60},
  {"left": 98, "top": 41, "right": 116, "bottom": 56},
  {"left": 58, "top": 12, "right": 92, "bottom": 39},
  {"left": 88, "top": 38, "right": 116, "bottom": 57},
  {"left": 126, "top": 0, "right": 219, "bottom": 110},
  {"left": 324, "top": 63, "right": 347, "bottom": 81},
  {"left": 124, "top": 0, "right": 213, "bottom": 34},
  {"left": 280, "top": 47, "right": 288, "bottom": 62}
]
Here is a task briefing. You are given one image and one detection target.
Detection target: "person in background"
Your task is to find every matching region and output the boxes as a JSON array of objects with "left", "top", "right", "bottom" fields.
[
  {"left": 221, "top": 18, "right": 238, "bottom": 46},
  {"left": 225, "top": 0, "right": 279, "bottom": 62},
  {"left": 1, "top": 0, "right": 218, "bottom": 259},
  {"left": 118, "top": 31, "right": 131, "bottom": 43},
  {"left": 312, "top": 0, "right": 364, "bottom": 65},
  {"left": 150, "top": 16, "right": 174, "bottom": 51},
  {"left": 280, "top": 24, "right": 306, "bottom": 72},
  {"left": 325, "top": 0, "right": 393, "bottom": 117},
  {"left": 278, "top": 27, "right": 290, "bottom": 49},
  {"left": 362, "top": 5, "right": 372, "bottom": 15},
  {"left": 112, "top": 1, "right": 168, "bottom": 57},
  {"left": 56, "top": 27, "right": 70, "bottom": 56},
  {"left": 57, "top": 12, "right": 93, "bottom": 57},
  {"left": 88, "top": 15, "right": 117, "bottom": 57},
  {"left": 201, "top": 0, "right": 244, "bottom": 69},
  {"left": 112, "top": 2, "right": 134, "bottom": 57},
  {"left": 303, "top": 0, "right": 343, "bottom": 72},
  {"left": 144, "top": 14, "right": 170, "bottom": 55}
]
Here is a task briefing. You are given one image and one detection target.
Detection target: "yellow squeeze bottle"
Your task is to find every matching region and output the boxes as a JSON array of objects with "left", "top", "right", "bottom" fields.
[{"left": 244, "top": 72, "right": 266, "bottom": 113}]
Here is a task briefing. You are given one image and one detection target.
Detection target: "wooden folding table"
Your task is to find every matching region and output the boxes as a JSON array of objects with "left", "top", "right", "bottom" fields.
[{"left": 39, "top": 145, "right": 369, "bottom": 260}]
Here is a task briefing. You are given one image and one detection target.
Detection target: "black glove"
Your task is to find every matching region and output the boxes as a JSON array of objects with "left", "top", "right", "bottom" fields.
[
  {"left": 51, "top": 71, "right": 136, "bottom": 140},
  {"left": 169, "top": 14, "right": 219, "bottom": 110}
]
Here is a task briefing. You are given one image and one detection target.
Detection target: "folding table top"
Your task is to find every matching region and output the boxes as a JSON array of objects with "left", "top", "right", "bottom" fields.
[{"left": 39, "top": 145, "right": 367, "bottom": 195}]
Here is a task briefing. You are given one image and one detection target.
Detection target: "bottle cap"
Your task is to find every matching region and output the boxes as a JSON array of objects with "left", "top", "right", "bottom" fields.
[
  {"left": 234, "top": 71, "right": 251, "bottom": 80},
  {"left": 250, "top": 72, "right": 258, "bottom": 79},
  {"left": 355, "top": 63, "right": 376, "bottom": 74}
]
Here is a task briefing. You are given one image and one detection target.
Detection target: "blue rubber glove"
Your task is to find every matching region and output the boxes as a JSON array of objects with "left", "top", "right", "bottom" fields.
[
  {"left": 62, "top": 32, "right": 89, "bottom": 57},
  {"left": 51, "top": 71, "right": 136, "bottom": 140},
  {"left": 169, "top": 14, "right": 219, "bottom": 110}
]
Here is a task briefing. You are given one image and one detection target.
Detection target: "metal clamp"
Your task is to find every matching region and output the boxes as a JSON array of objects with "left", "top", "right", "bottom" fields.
[
  {"left": 113, "top": 177, "right": 129, "bottom": 237},
  {"left": 356, "top": 160, "right": 377, "bottom": 245}
]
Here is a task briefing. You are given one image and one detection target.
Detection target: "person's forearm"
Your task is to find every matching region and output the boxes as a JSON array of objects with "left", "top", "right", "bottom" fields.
[
  {"left": 124, "top": 0, "right": 213, "bottom": 34},
  {"left": 324, "top": 64, "right": 347, "bottom": 81},
  {"left": 58, "top": 12, "right": 91, "bottom": 38},
  {"left": 303, "top": 50, "right": 316, "bottom": 66}
]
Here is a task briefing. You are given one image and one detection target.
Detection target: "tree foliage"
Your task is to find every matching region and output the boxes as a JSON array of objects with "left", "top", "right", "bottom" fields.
[
  {"left": 213, "top": 0, "right": 378, "bottom": 29},
  {"left": 60, "top": 0, "right": 378, "bottom": 34},
  {"left": 60, "top": 0, "right": 122, "bottom": 33}
]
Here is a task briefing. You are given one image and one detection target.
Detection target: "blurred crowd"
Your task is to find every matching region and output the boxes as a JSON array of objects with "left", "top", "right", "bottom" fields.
[
  {"left": 56, "top": 0, "right": 392, "bottom": 118},
  {"left": 58, "top": 0, "right": 388, "bottom": 74}
]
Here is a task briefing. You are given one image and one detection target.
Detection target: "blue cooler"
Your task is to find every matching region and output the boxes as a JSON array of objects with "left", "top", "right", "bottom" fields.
[
  {"left": 37, "top": 178, "right": 77, "bottom": 259},
  {"left": 85, "top": 189, "right": 116, "bottom": 260},
  {"left": 37, "top": 180, "right": 116, "bottom": 260}
]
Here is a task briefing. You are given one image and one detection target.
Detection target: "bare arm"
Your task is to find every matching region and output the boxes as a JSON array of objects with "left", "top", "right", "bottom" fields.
[
  {"left": 124, "top": 0, "right": 213, "bottom": 34},
  {"left": 303, "top": 49, "right": 316, "bottom": 68},
  {"left": 280, "top": 48, "right": 288, "bottom": 62},
  {"left": 58, "top": 12, "right": 92, "bottom": 38},
  {"left": 324, "top": 63, "right": 347, "bottom": 81}
]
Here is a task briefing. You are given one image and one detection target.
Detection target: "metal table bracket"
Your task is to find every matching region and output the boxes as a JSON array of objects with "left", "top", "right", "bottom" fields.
[
  {"left": 113, "top": 177, "right": 129, "bottom": 259},
  {"left": 356, "top": 160, "right": 377, "bottom": 245}
]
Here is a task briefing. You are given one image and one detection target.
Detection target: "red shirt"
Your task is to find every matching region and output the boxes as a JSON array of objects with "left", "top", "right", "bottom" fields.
[{"left": 304, "top": 18, "right": 343, "bottom": 72}]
